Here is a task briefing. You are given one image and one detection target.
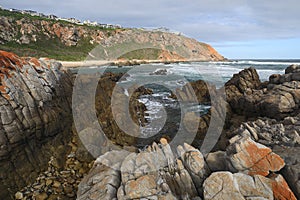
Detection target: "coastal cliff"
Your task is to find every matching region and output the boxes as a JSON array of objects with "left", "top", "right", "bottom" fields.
[{"left": 0, "top": 8, "right": 225, "bottom": 62}]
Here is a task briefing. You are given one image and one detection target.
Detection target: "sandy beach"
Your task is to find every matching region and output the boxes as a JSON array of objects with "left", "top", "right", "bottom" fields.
[{"left": 59, "top": 59, "right": 207, "bottom": 69}]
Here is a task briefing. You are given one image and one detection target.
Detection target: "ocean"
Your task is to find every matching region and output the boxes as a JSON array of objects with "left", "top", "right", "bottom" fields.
[{"left": 72, "top": 59, "right": 300, "bottom": 139}]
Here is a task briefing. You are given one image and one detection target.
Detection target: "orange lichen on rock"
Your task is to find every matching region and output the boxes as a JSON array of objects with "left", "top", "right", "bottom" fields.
[
  {"left": 244, "top": 141, "right": 285, "bottom": 176},
  {"left": 0, "top": 50, "right": 27, "bottom": 69},
  {"left": 228, "top": 136, "right": 285, "bottom": 176},
  {"left": 0, "top": 51, "right": 29, "bottom": 100},
  {"left": 0, "top": 51, "right": 28, "bottom": 79},
  {"left": 270, "top": 174, "right": 297, "bottom": 200},
  {"left": 29, "top": 57, "right": 41, "bottom": 67}
]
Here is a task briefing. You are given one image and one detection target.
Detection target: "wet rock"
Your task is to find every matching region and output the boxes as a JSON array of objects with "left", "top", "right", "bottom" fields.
[
  {"left": 74, "top": 72, "right": 149, "bottom": 151},
  {"left": 150, "top": 69, "right": 168, "bottom": 75}
]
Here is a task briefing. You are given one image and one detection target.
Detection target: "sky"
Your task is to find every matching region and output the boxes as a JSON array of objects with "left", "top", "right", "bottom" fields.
[{"left": 1, "top": 0, "right": 300, "bottom": 59}]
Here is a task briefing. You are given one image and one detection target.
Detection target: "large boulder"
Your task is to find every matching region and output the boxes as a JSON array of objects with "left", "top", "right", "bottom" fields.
[
  {"left": 203, "top": 171, "right": 296, "bottom": 200},
  {"left": 0, "top": 51, "right": 73, "bottom": 198}
]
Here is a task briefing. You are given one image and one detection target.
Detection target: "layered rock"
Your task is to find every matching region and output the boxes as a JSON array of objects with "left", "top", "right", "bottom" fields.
[
  {"left": 77, "top": 136, "right": 296, "bottom": 199},
  {"left": 0, "top": 51, "right": 73, "bottom": 198}
]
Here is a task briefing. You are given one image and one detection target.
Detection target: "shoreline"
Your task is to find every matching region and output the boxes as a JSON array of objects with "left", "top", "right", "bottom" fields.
[{"left": 59, "top": 59, "right": 227, "bottom": 69}]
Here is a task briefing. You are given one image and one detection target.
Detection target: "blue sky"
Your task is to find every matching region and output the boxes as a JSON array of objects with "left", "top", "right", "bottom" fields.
[{"left": 1, "top": 0, "right": 300, "bottom": 59}]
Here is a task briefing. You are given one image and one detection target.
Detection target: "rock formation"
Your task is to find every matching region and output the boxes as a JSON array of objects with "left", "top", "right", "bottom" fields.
[
  {"left": 225, "top": 115, "right": 300, "bottom": 198},
  {"left": 223, "top": 65, "right": 300, "bottom": 198},
  {"left": 225, "top": 66, "right": 300, "bottom": 119},
  {"left": 77, "top": 138, "right": 211, "bottom": 200},
  {"left": 1, "top": 48, "right": 299, "bottom": 199},
  {"left": 0, "top": 51, "right": 73, "bottom": 198},
  {"left": 203, "top": 172, "right": 296, "bottom": 200},
  {"left": 77, "top": 137, "right": 296, "bottom": 199}
]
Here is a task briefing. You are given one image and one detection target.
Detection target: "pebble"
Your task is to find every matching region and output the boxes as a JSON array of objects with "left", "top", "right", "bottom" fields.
[
  {"left": 15, "top": 192, "right": 23, "bottom": 199},
  {"left": 14, "top": 132, "right": 94, "bottom": 199}
]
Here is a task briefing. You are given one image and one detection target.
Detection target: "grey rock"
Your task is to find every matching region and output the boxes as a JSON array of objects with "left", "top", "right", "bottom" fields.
[
  {"left": 0, "top": 51, "right": 73, "bottom": 198},
  {"left": 203, "top": 172, "right": 273, "bottom": 200}
]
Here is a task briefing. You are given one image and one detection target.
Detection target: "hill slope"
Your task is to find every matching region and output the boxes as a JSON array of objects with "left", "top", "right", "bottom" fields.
[{"left": 0, "top": 8, "right": 225, "bottom": 61}]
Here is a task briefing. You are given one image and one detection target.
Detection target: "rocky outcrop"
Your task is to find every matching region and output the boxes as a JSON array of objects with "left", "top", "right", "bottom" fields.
[
  {"left": 225, "top": 115, "right": 300, "bottom": 198},
  {"left": 225, "top": 66, "right": 300, "bottom": 119},
  {"left": 77, "top": 139, "right": 211, "bottom": 199},
  {"left": 72, "top": 72, "right": 151, "bottom": 154},
  {"left": 77, "top": 137, "right": 296, "bottom": 199},
  {"left": 0, "top": 51, "right": 73, "bottom": 198}
]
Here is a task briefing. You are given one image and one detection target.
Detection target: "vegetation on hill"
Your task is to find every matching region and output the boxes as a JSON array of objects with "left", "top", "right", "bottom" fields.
[
  {"left": 0, "top": 8, "right": 121, "bottom": 61},
  {"left": 0, "top": 8, "right": 225, "bottom": 61}
]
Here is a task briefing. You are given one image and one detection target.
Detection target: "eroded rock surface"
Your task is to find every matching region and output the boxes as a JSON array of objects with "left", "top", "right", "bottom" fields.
[
  {"left": 0, "top": 51, "right": 73, "bottom": 198},
  {"left": 77, "top": 137, "right": 296, "bottom": 199}
]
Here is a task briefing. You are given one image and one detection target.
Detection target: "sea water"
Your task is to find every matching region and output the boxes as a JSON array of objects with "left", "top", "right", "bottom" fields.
[{"left": 71, "top": 60, "right": 300, "bottom": 138}]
